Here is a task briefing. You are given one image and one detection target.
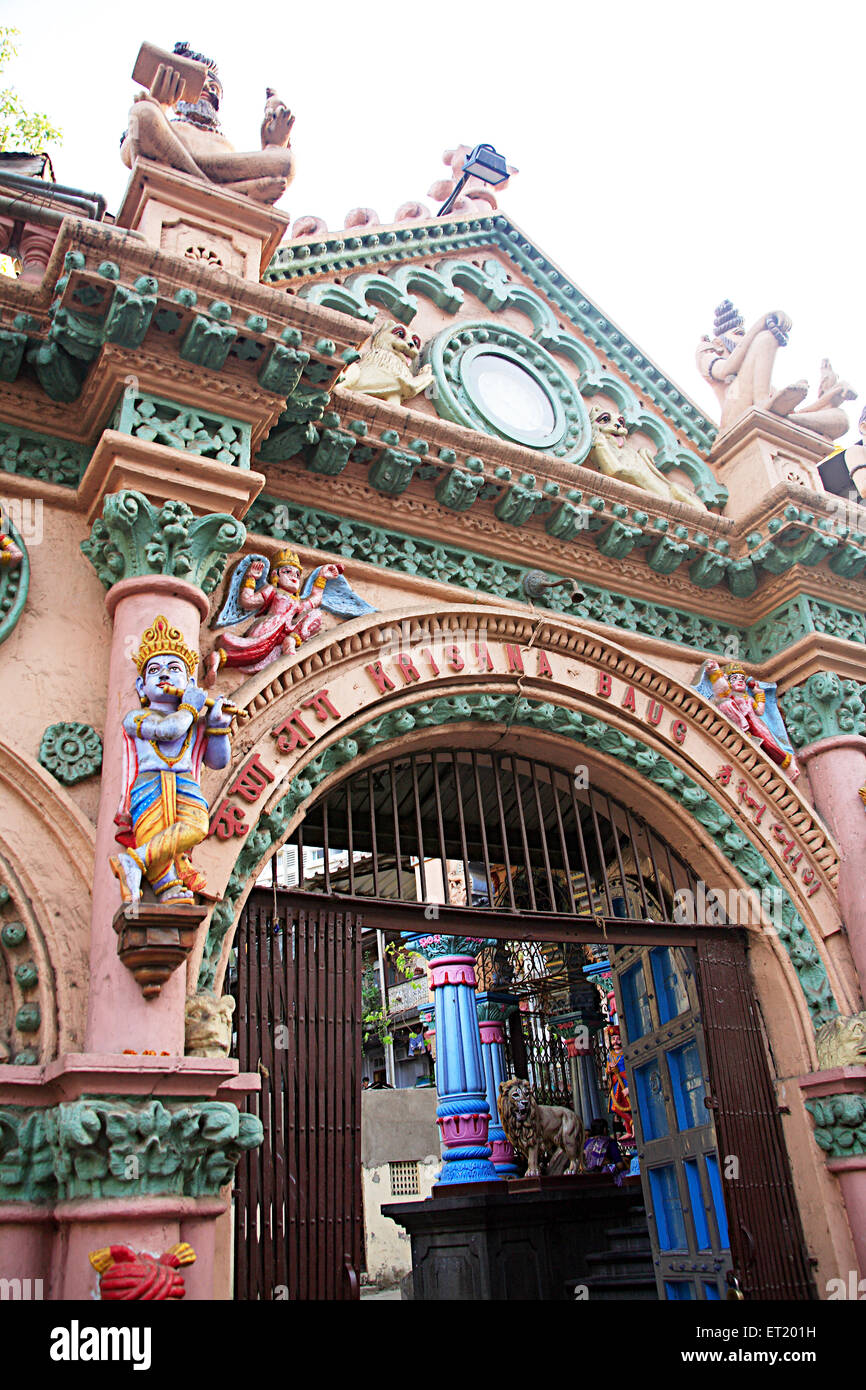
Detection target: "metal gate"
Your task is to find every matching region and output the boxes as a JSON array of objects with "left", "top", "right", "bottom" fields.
[{"left": 230, "top": 889, "right": 363, "bottom": 1300}]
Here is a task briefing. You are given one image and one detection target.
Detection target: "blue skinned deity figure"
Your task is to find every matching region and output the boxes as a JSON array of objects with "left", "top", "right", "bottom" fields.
[
  {"left": 203, "top": 548, "right": 375, "bottom": 686},
  {"left": 110, "top": 616, "right": 234, "bottom": 906}
]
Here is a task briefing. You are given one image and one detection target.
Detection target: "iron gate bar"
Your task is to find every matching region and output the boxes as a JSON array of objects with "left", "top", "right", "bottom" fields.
[
  {"left": 510, "top": 754, "right": 538, "bottom": 911},
  {"left": 530, "top": 759, "right": 557, "bottom": 910},
  {"left": 492, "top": 753, "right": 518, "bottom": 912},
  {"left": 551, "top": 775, "right": 577, "bottom": 915},
  {"left": 472, "top": 751, "right": 495, "bottom": 908},
  {"left": 277, "top": 889, "right": 744, "bottom": 947},
  {"left": 346, "top": 775, "right": 355, "bottom": 895},
  {"left": 623, "top": 804, "right": 651, "bottom": 919},
  {"left": 567, "top": 768, "right": 599, "bottom": 915},
  {"left": 389, "top": 761, "right": 403, "bottom": 899},
  {"left": 411, "top": 754, "right": 428, "bottom": 902},
  {"left": 451, "top": 751, "right": 473, "bottom": 903},
  {"left": 367, "top": 768, "right": 380, "bottom": 897}
]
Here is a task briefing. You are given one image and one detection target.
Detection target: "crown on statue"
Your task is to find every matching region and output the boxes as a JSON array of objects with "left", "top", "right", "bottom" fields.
[
  {"left": 723, "top": 662, "right": 747, "bottom": 677},
  {"left": 269, "top": 548, "right": 302, "bottom": 581},
  {"left": 132, "top": 616, "right": 199, "bottom": 676}
]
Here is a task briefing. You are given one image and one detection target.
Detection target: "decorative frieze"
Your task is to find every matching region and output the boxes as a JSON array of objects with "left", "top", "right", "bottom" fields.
[
  {"left": 113, "top": 390, "right": 252, "bottom": 469},
  {"left": 805, "top": 1093, "right": 866, "bottom": 1158},
  {"left": 781, "top": 674, "right": 866, "bottom": 749},
  {"left": 0, "top": 422, "right": 88, "bottom": 487}
]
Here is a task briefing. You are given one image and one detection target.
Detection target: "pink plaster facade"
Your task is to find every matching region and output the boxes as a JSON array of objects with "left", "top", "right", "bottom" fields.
[{"left": 0, "top": 118, "right": 863, "bottom": 1303}]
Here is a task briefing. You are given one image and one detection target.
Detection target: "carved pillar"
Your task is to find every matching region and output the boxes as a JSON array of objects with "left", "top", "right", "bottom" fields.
[
  {"left": 81, "top": 487, "right": 246, "bottom": 1054},
  {"left": 17, "top": 224, "right": 58, "bottom": 284},
  {"left": 783, "top": 673, "right": 866, "bottom": 992},
  {"left": 476, "top": 993, "right": 519, "bottom": 1176},
  {"left": 550, "top": 1008, "right": 601, "bottom": 1129},
  {"left": 407, "top": 935, "right": 501, "bottom": 1185}
]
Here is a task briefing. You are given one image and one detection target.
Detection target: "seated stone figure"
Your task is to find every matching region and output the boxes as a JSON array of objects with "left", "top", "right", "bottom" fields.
[
  {"left": 121, "top": 42, "right": 294, "bottom": 205},
  {"left": 696, "top": 301, "right": 855, "bottom": 440},
  {"left": 587, "top": 405, "right": 707, "bottom": 510}
]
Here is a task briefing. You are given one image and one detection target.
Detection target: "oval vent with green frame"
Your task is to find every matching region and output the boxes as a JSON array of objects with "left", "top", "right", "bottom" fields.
[{"left": 425, "top": 321, "right": 592, "bottom": 462}]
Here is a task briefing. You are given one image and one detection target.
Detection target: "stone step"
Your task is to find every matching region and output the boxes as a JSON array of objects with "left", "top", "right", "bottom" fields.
[{"left": 585, "top": 1251, "right": 655, "bottom": 1279}]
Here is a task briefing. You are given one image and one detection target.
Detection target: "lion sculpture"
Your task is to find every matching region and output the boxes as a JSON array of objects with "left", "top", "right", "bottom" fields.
[
  {"left": 497, "top": 1077, "right": 584, "bottom": 1177},
  {"left": 815, "top": 1012, "right": 866, "bottom": 1070},
  {"left": 340, "top": 320, "right": 433, "bottom": 406},
  {"left": 587, "top": 405, "right": 706, "bottom": 511}
]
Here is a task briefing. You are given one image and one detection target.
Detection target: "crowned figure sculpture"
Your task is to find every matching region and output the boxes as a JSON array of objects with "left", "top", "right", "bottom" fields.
[
  {"left": 204, "top": 548, "right": 373, "bottom": 685},
  {"left": 109, "top": 616, "right": 234, "bottom": 906},
  {"left": 695, "top": 659, "right": 799, "bottom": 779}
]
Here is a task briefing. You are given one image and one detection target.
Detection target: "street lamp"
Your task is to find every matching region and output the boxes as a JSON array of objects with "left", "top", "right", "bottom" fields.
[{"left": 438, "top": 143, "right": 510, "bottom": 217}]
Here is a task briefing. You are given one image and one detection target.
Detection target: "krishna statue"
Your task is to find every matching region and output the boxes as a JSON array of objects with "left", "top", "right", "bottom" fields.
[{"left": 110, "top": 616, "right": 234, "bottom": 905}]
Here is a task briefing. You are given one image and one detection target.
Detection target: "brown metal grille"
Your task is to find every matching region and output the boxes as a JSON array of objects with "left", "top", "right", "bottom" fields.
[
  {"left": 696, "top": 933, "right": 816, "bottom": 1301},
  {"left": 229, "top": 890, "right": 363, "bottom": 1300}
]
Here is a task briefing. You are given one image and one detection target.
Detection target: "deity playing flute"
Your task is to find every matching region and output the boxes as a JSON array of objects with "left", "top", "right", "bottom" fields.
[{"left": 110, "top": 615, "right": 234, "bottom": 906}]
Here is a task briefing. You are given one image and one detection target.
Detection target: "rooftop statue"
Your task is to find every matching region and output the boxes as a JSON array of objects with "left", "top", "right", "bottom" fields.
[
  {"left": 340, "top": 320, "right": 433, "bottom": 406},
  {"left": 121, "top": 42, "right": 294, "bottom": 205},
  {"left": 696, "top": 301, "right": 856, "bottom": 440},
  {"left": 587, "top": 405, "right": 707, "bottom": 510}
]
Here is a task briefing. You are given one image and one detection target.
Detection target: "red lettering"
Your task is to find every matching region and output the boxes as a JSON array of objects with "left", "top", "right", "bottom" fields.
[
  {"left": 671, "top": 719, "right": 688, "bottom": 745},
  {"left": 646, "top": 698, "right": 663, "bottom": 726},
  {"left": 422, "top": 647, "right": 440, "bottom": 675},
  {"left": 474, "top": 643, "right": 494, "bottom": 671},
  {"left": 445, "top": 645, "right": 464, "bottom": 672},
  {"left": 394, "top": 653, "right": 421, "bottom": 684},
  {"left": 505, "top": 644, "right": 524, "bottom": 674},
  {"left": 597, "top": 672, "right": 612, "bottom": 698},
  {"left": 536, "top": 650, "right": 553, "bottom": 679},
  {"left": 365, "top": 660, "right": 396, "bottom": 694},
  {"left": 300, "top": 689, "right": 340, "bottom": 721},
  {"left": 271, "top": 710, "right": 315, "bottom": 754},
  {"left": 621, "top": 685, "right": 636, "bottom": 712},
  {"left": 209, "top": 798, "right": 249, "bottom": 840},
  {"left": 228, "top": 753, "right": 276, "bottom": 804}
]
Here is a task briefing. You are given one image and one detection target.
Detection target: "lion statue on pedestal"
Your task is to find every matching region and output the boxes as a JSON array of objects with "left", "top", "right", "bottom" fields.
[
  {"left": 340, "top": 319, "right": 433, "bottom": 405},
  {"left": 497, "top": 1077, "right": 585, "bottom": 1177},
  {"left": 587, "top": 405, "right": 706, "bottom": 511}
]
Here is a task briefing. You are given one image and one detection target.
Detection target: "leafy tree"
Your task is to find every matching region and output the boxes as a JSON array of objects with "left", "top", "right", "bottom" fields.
[{"left": 0, "top": 27, "right": 62, "bottom": 153}]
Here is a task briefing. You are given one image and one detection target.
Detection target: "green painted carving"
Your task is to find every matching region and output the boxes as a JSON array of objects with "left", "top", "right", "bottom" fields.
[
  {"left": 14, "top": 961, "right": 38, "bottom": 990},
  {"left": 435, "top": 465, "right": 484, "bottom": 511},
  {"left": 780, "top": 673, "right": 866, "bottom": 749},
  {"left": 201, "top": 692, "right": 835, "bottom": 1025},
  {"left": 81, "top": 490, "right": 245, "bottom": 595},
  {"left": 426, "top": 321, "right": 592, "bottom": 464},
  {"left": 648, "top": 533, "right": 690, "bottom": 575},
  {"left": 296, "top": 281, "right": 377, "bottom": 322},
  {"left": 103, "top": 275, "right": 159, "bottom": 348},
  {"left": 38, "top": 723, "right": 103, "bottom": 785},
  {"left": 0, "top": 423, "right": 87, "bottom": 487},
  {"left": 246, "top": 493, "right": 749, "bottom": 655},
  {"left": 494, "top": 474, "right": 542, "bottom": 526},
  {"left": 307, "top": 427, "right": 354, "bottom": 476},
  {"left": 809, "top": 599, "right": 866, "bottom": 644},
  {"left": 746, "top": 598, "right": 815, "bottom": 662},
  {"left": 265, "top": 215, "right": 718, "bottom": 453},
  {"left": 342, "top": 272, "right": 417, "bottom": 325},
  {"left": 368, "top": 447, "right": 416, "bottom": 495},
  {"left": 0, "top": 1098, "right": 263, "bottom": 1203},
  {"left": 179, "top": 313, "right": 237, "bottom": 370},
  {"left": 1, "top": 922, "right": 27, "bottom": 948},
  {"left": 0, "top": 512, "right": 29, "bottom": 648},
  {"left": 805, "top": 1094, "right": 866, "bottom": 1157},
  {"left": 48, "top": 306, "right": 104, "bottom": 362},
  {"left": 257, "top": 342, "right": 310, "bottom": 395},
  {"left": 0, "top": 330, "right": 27, "bottom": 382},
  {"left": 596, "top": 518, "right": 643, "bottom": 559},
  {"left": 726, "top": 558, "right": 757, "bottom": 597},
  {"left": 15, "top": 1004, "right": 39, "bottom": 1033},
  {"left": 114, "top": 391, "right": 252, "bottom": 469},
  {"left": 689, "top": 546, "right": 730, "bottom": 588},
  {"left": 26, "top": 340, "right": 87, "bottom": 403}
]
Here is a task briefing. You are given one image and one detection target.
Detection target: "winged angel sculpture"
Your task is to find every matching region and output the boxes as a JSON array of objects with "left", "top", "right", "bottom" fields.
[{"left": 203, "top": 548, "right": 374, "bottom": 686}]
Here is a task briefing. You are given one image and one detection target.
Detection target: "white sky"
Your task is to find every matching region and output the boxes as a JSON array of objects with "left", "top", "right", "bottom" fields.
[{"left": 7, "top": 0, "right": 865, "bottom": 441}]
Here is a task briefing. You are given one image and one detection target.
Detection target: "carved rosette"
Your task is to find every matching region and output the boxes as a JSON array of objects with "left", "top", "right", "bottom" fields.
[{"left": 38, "top": 722, "right": 103, "bottom": 785}]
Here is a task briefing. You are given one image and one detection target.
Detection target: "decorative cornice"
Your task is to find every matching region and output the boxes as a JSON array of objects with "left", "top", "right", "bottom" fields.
[{"left": 81, "top": 489, "right": 245, "bottom": 593}]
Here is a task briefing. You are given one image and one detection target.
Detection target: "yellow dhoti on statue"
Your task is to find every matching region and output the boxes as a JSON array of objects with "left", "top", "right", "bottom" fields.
[{"left": 128, "top": 770, "right": 210, "bottom": 897}]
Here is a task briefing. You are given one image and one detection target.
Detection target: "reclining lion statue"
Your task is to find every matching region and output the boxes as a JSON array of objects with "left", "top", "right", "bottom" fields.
[
  {"left": 587, "top": 406, "right": 706, "bottom": 511},
  {"left": 497, "top": 1077, "right": 584, "bottom": 1177}
]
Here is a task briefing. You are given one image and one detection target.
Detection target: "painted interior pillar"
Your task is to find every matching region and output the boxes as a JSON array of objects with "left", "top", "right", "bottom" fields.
[
  {"left": 407, "top": 935, "right": 500, "bottom": 1185},
  {"left": 476, "top": 993, "right": 518, "bottom": 1176},
  {"left": 551, "top": 1009, "right": 601, "bottom": 1129},
  {"left": 799, "top": 734, "right": 866, "bottom": 993}
]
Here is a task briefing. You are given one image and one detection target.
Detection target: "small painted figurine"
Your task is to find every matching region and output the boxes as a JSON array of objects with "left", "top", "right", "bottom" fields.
[
  {"left": 605, "top": 1029, "right": 634, "bottom": 1142},
  {"left": 698, "top": 659, "right": 799, "bottom": 780},
  {"left": 110, "top": 616, "right": 233, "bottom": 905},
  {"left": 204, "top": 547, "right": 374, "bottom": 685},
  {"left": 89, "top": 1242, "right": 195, "bottom": 1300}
]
